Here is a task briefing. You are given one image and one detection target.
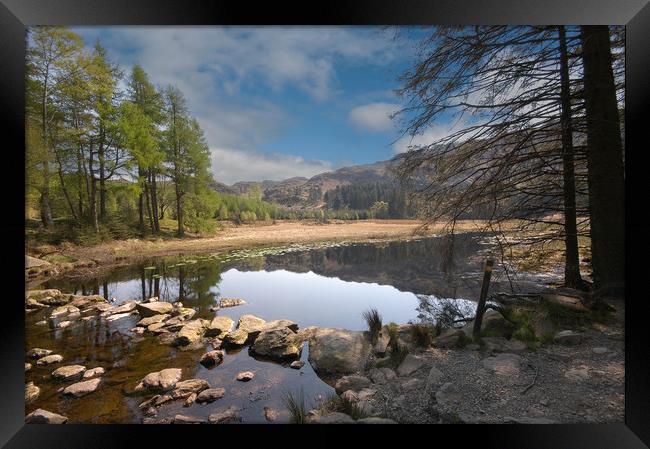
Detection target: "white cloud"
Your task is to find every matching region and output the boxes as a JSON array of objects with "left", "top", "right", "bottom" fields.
[
  {"left": 348, "top": 102, "right": 400, "bottom": 132},
  {"left": 393, "top": 120, "right": 468, "bottom": 154},
  {"left": 211, "top": 148, "right": 333, "bottom": 184}
]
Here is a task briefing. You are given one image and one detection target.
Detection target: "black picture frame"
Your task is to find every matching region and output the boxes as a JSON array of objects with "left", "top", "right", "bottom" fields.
[{"left": 1, "top": 1, "right": 648, "bottom": 447}]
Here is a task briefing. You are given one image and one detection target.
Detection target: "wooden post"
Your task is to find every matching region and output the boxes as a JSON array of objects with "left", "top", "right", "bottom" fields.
[{"left": 473, "top": 259, "right": 494, "bottom": 338}]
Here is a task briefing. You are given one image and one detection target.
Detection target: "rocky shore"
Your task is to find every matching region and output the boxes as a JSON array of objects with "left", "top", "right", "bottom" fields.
[{"left": 24, "top": 288, "right": 624, "bottom": 424}]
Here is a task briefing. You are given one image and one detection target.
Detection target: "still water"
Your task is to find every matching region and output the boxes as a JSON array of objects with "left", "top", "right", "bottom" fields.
[{"left": 26, "top": 234, "right": 559, "bottom": 423}]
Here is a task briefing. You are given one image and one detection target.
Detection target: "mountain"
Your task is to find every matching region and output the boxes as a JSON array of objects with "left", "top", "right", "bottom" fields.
[{"left": 220, "top": 157, "right": 402, "bottom": 209}]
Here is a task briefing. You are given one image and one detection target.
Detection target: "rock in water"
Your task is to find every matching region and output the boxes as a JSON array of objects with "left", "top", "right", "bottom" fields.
[
  {"left": 171, "top": 379, "right": 211, "bottom": 398},
  {"left": 199, "top": 350, "right": 224, "bottom": 368},
  {"left": 52, "top": 365, "right": 86, "bottom": 381},
  {"left": 219, "top": 298, "right": 247, "bottom": 308},
  {"left": 137, "top": 314, "right": 169, "bottom": 327},
  {"left": 290, "top": 360, "right": 305, "bottom": 369},
  {"left": 176, "top": 319, "right": 209, "bottom": 345},
  {"left": 25, "top": 363, "right": 32, "bottom": 372},
  {"left": 136, "top": 368, "right": 183, "bottom": 391},
  {"left": 36, "top": 354, "right": 63, "bottom": 366},
  {"left": 236, "top": 371, "right": 255, "bottom": 382},
  {"left": 136, "top": 301, "right": 173, "bottom": 317},
  {"left": 250, "top": 327, "right": 301, "bottom": 360},
  {"left": 205, "top": 316, "right": 234, "bottom": 337},
  {"left": 307, "top": 328, "right": 371, "bottom": 375},
  {"left": 184, "top": 393, "right": 197, "bottom": 407},
  {"left": 50, "top": 305, "right": 81, "bottom": 320},
  {"left": 82, "top": 367, "right": 105, "bottom": 379},
  {"left": 264, "top": 407, "right": 278, "bottom": 422},
  {"left": 223, "top": 329, "right": 249, "bottom": 346},
  {"left": 173, "top": 414, "right": 206, "bottom": 424},
  {"left": 62, "top": 378, "right": 101, "bottom": 398},
  {"left": 208, "top": 406, "right": 242, "bottom": 423},
  {"left": 25, "top": 409, "right": 68, "bottom": 424},
  {"left": 196, "top": 388, "right": 226, "bottom": 404},
  {"left": 25, "top": 382, "right": 40, "bottom": 403}
]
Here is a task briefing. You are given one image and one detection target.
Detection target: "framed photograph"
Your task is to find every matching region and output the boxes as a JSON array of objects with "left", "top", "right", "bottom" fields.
[{"left": 1, "top": 0, "right": 648, "bottom": 447}]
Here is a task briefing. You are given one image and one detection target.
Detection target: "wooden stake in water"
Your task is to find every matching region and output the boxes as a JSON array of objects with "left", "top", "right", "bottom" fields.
[{"left": 473, "top": 259, "right": 494, "bottom": 338}]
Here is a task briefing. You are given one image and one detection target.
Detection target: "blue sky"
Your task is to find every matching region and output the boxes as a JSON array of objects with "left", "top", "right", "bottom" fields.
[{"left": 70, "top": 26, "right": 445, "bottom": 184}]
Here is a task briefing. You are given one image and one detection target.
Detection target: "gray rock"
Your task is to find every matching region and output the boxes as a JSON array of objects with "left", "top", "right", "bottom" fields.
[
  {"left": 482, "top": 337, "right": 527, "bottom": 354},
  {"left": 136, "top": 301, "right": 173, "bottom": 317},
  {"left": 368, "top": 367, "right": 397, "bottom": 384},
  {"left": 199, "top": 350, "right": 224, "bottom": 368},
  {"left": 592, "top": 347, "right": 609, "bottom": 354},
  {"left": 433, "top": 329, "right": 467, "bottom": 348},
  {"left": 36, "top": 354, "right": 63, "bottom": 366},
  {"left": 109, "top": 301, "right": 137, "bottom": 315},
  {"left": 335, "top": 375, "right": 371, "bottom": 394},
  {"left": 425, "top": 366, "right": 444, "bottom": 393},
  {"left": 26, "top": 255, "right": 52, "bottom": 268},
  {"left": 196, "top": 388, "right": 226, "bottom": 403},
  {"left": 62, "top": 378, "right": 101, "bottom": 398},
  {"left": 564, "top": 367, "right": 590, "bottom": 381},
  {"left": 307, "top": 327, "right": 372, "bottom": 375},
  {"left": 401, "top": 377, "right": 423, "bottom": 391},
  {"left": 105, "top": 312, "right": 134, "bottom": 322},
  {"left": 52, "top": 365, "right": 86, "bottom": 381},
  {"left": 397, "top": 354, "right": 425, "bottom": 377},
  {"left": 50, "top": 304, "right": 81, "bottom": 320},
  {"left": 184, "top": 393, "right": 197, "bottom": 407},
  {"left": 25, "top": 409, "right": 68, "bottom": 424},
  {"left": 223, "top": 329, "right": 249, "bottom": 346},
  {"left": 264, "top": 406, "right": 279, "bottom": 422},
  {"left": 504, "top": 416, "right": 557, "bottom": 424},
  {"left": 250, "top": 327, "right": 301, "bottom": 360},
  {"left": 82, "top": 367, "right": 105, "bottom": 379},
  {"left": 553, "top": 330, "right": 583, "bottom": 346},
  {"left": 374, "top": 327, "right": 391, "bottom": 356},
  {"left": 139, "top": 394, "right": 173, "bottom": 409},
  {"left": 25, "top": 382, "right": 40, "bottom": 403},
  {"left": 482, "top": 353, "right": 523, "bottom": 375}
]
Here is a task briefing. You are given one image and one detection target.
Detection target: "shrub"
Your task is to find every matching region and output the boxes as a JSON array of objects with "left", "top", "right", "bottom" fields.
[
  {"left": 362, "top": 308, "right": 382, "bottom": 343},
  {"left": 377, "top": 342, "right": 408, "bottom": 369},
  {"left": 282, "top": 389, "right": 307, "bottom": 424},
  {"left": 409, "top": 323, "right": 435, "bottom": 347}
]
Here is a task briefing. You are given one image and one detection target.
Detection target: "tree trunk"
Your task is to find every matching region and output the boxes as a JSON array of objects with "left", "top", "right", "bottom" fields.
[
  {"left": 77, "top": 144, "right": 84, "bottom": 218},
  {"left": 580, "top": 25, "right": 625, "bottom": 296},
  {"left": 144, "top": 174, "right": 154, "bottom": 233},
  {"left": 54, "top": 147, "right": 78, "bottom": 221},
  {"left": 138, "top": 166, "right": 145, "bottom": 235},
  {"left": 98, "top": 124, "right": 107, "bottom": 221},
  {"left": 558, "top": 26, "right": 584, "bottom": 289},
  {"left": 176, "top": 185, "right": 184, "bottom": 237},
  {"left": 88, "top": 142, "right": 99, "bottom": 232},
  {"left": 150, "top": 169, "right": 160, "bottom": 232}
]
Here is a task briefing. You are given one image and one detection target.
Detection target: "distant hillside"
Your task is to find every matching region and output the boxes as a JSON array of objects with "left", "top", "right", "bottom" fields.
[{"left": 220, "top": 158, "right": 401, "bottom": 209}]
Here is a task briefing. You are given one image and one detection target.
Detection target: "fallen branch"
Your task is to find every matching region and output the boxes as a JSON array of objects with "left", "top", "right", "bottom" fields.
[{"left": 521, "top": 362, "right": 539, "bottom": 395}]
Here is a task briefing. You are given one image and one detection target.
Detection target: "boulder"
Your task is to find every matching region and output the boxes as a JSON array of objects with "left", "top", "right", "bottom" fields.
[
  {"left": 236, "top": 371, "right": 255, "bottom": 382},
  {"left": 184, "top": 393, "right": 197, "bottom": 407},
  {"left": 36, "top": 354, "right": 63, "bottom": 366},
  {"left": 205, "top": 316, "right": 234, "bottom": 338},
  {"left": 482, "top": 353, "right": 522, "bottom": 376},
  {"left": 433, "top": 329, "right": 467, "bottom": 349},
  {"left": 424, "top": 366, "right": 444, "bottom": 394},
  {"left": 564, "top": 367, "right": 590, "bottom": 381},
  {"left": 109, "top": 301, "right": 137, "bottom": 315},
  {"left": 52, "top": 365, "right": 86, "bottom": 381},
  {"left": 25, "top": 409, "right": 68, "bottom": 424},
  {"left": 62, "top": 378, "right": 101, "bottom": 398},
  {"left": 335, "top": 375, "right": 371, "bottom": 394},
  {"left": 196, "top": 387, "right": 225, "bottom": 404},
  {"left": 25, "top": 382, "right": 40, "bottom": 403},
  {"left": 171, "top": 307, "right": 197, "bottom": 320},
  {"left": 106, "top": 313, "right": 135, "bottom": 322},
  {"left": 137, "top": 314, "right": 169, "bottom": 327},
  {"left": 400, "top": 378, "right": 423, "bottom": 391},
  {"left": 208, "top": 406, "right": 242, "bottom": 423},
  {"left": 26, "top": 289, "right": 70, "bottom": 306},
  {"left": 250, "top": 327, "right": 301, "bottom": 360},
  {"left": 171, "top": 379, "right": 210, "bottom": 398},
  {"left": 27, "top": 348, "right": 53, "bottom": 359},
  {"left": 367, "top": 367, "right": 397, "bottom": 385},
  {"left": 26, "top": 255, "right": 52, "bottom": 268},
  {"left": 397, "top": 354, "right": 426, "bottom": 377},
  {"left": 69, "top": 294, "right": 107, "bottom": 309},
  {"left": 264, "top": 407, "right": 279, "bottom": 422},
  {"left": 307, "top": 328, "right": 371, "bottom": 375},
  {"left": 236, "top": 314, "right": 266, "bottom": 333},
  {"left": 176, "top": 319, "right": 210, "bottom": 346},
  {"left": 130, "top": 327, "right": 146, "bottom": 335},
  {"left": 481, "top": 337, "right": 527, "bottom": 354},
  {"left": 199, "top": 350, "right": 224, "bottom": 368},
  {"left": 136, "top": 301, "right": 173, "bottom": 318},
  {"left": 553, "top": 330, "right": 583, "bottom": 346},
  {"left": 462, "top": 310, "right": 514, "bottom": 338},
  {"left": 136, "top": 368, "right": 183, "bottom": 391},
  {"left": 219, "top": 298, "right": 246, "bottom": 308},
  {"left": 374, "top": 327, "right": 391, "bottom": 356},
  {"left": 82, "top": 367, "right": 105, "bottom": 379},
  {"left": 139, "top": 394, "right": 173, "bottom": 409},
  {"left": 147, "top": 322, "right": 168, "bottom": 333}
]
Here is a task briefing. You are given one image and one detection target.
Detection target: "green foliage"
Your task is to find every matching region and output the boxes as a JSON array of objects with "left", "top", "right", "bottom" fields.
[
  {"left": 362, "top": 308, "right": 383, "bottom": 343},
  {"left": 377, "top": 343, "right": 409, "bottom": 369},
  {"left": 502, "top": 307, "right": 537, "bottom": 342},
  {"left": 282, "top": 389, "right": 307, "bottom": 424},
  {"left": 540, "top": 300, "right": 594, "bottom": 327}
]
